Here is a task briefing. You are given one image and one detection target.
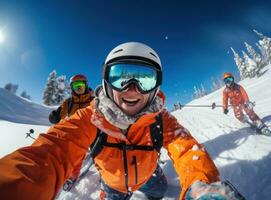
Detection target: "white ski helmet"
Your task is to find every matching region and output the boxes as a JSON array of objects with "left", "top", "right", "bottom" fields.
[
  {"left": 102, "top": 42, "right": 163, "bottom": 107},
  {"left": 105, "top": 42, "right": 162, "bottom": 68}
]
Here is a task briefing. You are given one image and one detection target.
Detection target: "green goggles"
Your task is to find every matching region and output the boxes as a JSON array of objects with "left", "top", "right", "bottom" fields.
[{"left": 71, "top": 80, "right": 86, "bottom": 90}]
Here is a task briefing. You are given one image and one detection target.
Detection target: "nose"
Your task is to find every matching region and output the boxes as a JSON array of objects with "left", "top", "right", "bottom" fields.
[{"left": 124, "top": 83, "right": 140, "bottom": 93}]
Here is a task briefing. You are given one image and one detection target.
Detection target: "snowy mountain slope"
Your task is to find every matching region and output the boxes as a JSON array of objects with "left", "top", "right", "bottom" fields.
[
  {"left": 0, "top": 121, "right": 49, "bottom": 158},
  {"left": 0, "top": 88, "right": 52, "bottom": 126},
  {"left": 173, "top": 64, "right": 271, "bottom": 200}
]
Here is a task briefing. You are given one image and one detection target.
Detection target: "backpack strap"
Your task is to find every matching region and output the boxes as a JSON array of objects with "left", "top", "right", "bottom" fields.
[
  {"left": 90, "top": 129, "right": 108, "bottom": 158},
  {"left": 149, "top": 113, "right": 163, "bottom": 153},
  {"left": 225, "top": 84, "right": 240, "bottom": 96},
  {"left": 89, "top": 113, "right": 164, "bottom": 159}
]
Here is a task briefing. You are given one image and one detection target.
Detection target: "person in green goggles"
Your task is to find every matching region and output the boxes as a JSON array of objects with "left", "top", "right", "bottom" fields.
[{"left": 49, "top": 73, "right": 94, "bottom": 190}]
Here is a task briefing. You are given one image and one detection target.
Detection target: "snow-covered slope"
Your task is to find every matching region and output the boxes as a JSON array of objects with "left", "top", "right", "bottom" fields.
[
  {"left": 0, "top": 88, "right": 51, "bottom": 158},
  {"left": 173, "top": 65, "right": 271, "bottom": 200},
  {"left": 0, "top": 66, "right": 270, "bottom": 199},
  {"left": 0, "top": 88, "right": 52, "bottom": 126},
  {"left": 0, "top": 121, "right": 49, "bottom": 158}
]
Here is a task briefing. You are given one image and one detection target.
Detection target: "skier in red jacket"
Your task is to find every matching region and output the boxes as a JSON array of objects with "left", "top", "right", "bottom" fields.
[{"left": 222, "top": 72, "right": 270, "bottom": 135}]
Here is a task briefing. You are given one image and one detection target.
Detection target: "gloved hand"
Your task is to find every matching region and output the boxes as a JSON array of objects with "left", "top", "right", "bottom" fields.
[
  {"left": 244, "top": 101, "right": 254, "bottom": 110},
  {"left": 49, "top": 108, "right": 61, "bottom": 124},
  {"left": 223, "top": 108, "right": 229, "bottom": 115},
  {"left": 185, "top": 181, "right": 246, "bottom": 200}
]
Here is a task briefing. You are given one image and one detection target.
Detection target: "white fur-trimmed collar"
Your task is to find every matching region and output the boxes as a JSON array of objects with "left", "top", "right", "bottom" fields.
[{"left": 93, "top": 87, "right": 163, "bottom": 130}]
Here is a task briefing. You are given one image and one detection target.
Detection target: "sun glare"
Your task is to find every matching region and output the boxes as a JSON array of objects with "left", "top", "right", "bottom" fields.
[{"left": 0, "top": 31, "right": 5, "bottom": 43}]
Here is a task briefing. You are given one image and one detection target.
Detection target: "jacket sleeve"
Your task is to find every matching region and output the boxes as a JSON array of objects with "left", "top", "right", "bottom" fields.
[
  {"left": 240, "top": 85, "right": 249, "bottom": 103},
  {"left": 0, "top": 107, "right": 97, "bottom": 200},
  {"left": 161, "top": 110, "right": 220, "bottom": 200},
  {"left": 222, "top": 88, "right": 228, "bottom": 110}
]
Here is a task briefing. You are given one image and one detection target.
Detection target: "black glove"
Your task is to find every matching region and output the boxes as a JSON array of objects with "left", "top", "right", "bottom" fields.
[
  {"left": 224, "top": 108, "right": 229, "bottom": 115},
  {"left": 49, "top": 107, "right": 61, "bottom": 124}
]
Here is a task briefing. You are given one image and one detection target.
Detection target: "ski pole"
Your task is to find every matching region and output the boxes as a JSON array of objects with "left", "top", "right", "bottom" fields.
[
  {"left": 25, "top": 129, "right": 36, "bottom": 140},
  {"left": 179, "top": 102, "right": 220, "bottom": 109}
]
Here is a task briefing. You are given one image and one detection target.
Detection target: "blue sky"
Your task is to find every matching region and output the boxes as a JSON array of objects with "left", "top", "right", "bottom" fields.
[{"left": 0, "top": 0, "right": 271, "bottom": 108}]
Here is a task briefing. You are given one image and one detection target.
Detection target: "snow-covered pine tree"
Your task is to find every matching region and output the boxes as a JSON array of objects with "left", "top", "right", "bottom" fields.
[
  {"left": 20, "top": 91, "right": 31, "bottom": 100},
  {"left": 4, "top": 83, "right": 18, "bottom": 94},
  {"left": 231, "top": 47, "right": 247, "bottom": 79},
  {"left": 43, "top": 70, "right": 57, "bottom": 106},
  {"left": 211, "top": 77, "right": 218, "bottom": 92},
  {"left": 54, "top": 75, "right": 68, "bottom": 105},
  {"left": 253, "top": 29, "right": 271, "bottom": 74},
  {"left": 245, "top": 42, "right": 262, "bottom": 65},
  {"left": 242, "top": 51, "right": 257, "bottom": 78},
  {"left": 200, "top": 84, "right": 207, "bottom": 97},
  {"left": 173, "top": 103, "right": 179, "bottom": 111},
  {"left": 193, "top": 86, "right": 200, "bottom": 99},
  {"left": 245, "top": 42, "right": 265, "bottom": 77}
]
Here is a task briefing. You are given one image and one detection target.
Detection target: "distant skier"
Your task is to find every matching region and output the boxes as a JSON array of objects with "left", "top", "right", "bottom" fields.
[
  {"left": 222, "top": 72, "right": 269, "bottom": 134},
  {"left": 0, "top": 43, "right": 245, "bottom": 200},
  {"left": 49, "top": 74, "right": 94, "bottom": 191},
  {"left": 49, "top": 74, "right": 94, "bottom": 124}
]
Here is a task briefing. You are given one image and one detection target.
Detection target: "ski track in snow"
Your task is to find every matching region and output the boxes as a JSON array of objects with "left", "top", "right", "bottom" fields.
[{"left": 1, "top": 65, "right": 271, "bottom": 200}]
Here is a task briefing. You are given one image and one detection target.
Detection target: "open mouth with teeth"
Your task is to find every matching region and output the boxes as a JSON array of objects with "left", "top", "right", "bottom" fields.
[{"left": 122, "top": 98, "right": 140, "bottom": 106}]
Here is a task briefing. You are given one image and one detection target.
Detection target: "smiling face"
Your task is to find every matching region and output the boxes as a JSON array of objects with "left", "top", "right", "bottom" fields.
[
  {"left": 112, "top": 84, "right": 150, "bottom": 116},
  {"left": 74, "top": 85, "right": 86, "bottom": 95}
]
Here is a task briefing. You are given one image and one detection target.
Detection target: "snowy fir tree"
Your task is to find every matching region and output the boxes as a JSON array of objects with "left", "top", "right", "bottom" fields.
[
  {"left": 231, "top": 48, "right": 247, "bottom": 79},
  {"left": 242, "top": 51, "right": 257, "bottom": 78},
  {"left": 232, "top": 30, "right": 271, "bottom": 79},
  {"left": 193, "top": 86, "right": 201, "bottom": 99},
  {"left": 200, "top": 84, "right": 207, "bottom": 97},
  {"left": 20, "top": 91, "right": 31, "bottom": 100},
  {"left": 4, "top": 83, "right": 18, "bottom": 94},
  {"left": 211, "top": 76, "right": 224, "bottom": 92},
  {"left": 54, "top": 75, "right": 68, "bottom": 104},
  {"left": 245, "top": 42, "right": 262, "bottom": 66},
  {"left": 254, "top": 30, "right": 271, "bottom": 73},
  {"left": 43, "top": 70, "right": 57, "bottom": 106},
  {"left": 173, "top": 102, "right": 182, "bottom": 111}
]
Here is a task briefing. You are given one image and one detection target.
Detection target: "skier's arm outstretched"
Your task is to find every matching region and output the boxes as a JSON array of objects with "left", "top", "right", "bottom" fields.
[
  {"left": 223, "top": 88, "right": 229, "bottom": 114},
  {"left": 161, "top": 110, "right": 220, "bottom": 199},
  {"left": 162, "top": 111, "right": 245, "bottom": 200},
  {"left": 0, "top": 106, "right": 96, "bottom": 200}
]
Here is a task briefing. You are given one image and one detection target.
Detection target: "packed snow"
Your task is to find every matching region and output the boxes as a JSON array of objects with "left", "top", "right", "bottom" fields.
[
  {"left": 0, "top": 65, "right": 271, "bottom": 199},
  {"left": 0, "top": 88, "right": 52, "bottom": 126}
]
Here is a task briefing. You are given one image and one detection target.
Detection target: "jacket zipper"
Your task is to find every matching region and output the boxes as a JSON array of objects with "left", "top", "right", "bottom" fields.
[
  {"left": 122, "top": 142, "right": 129, "bottom": 193},
  {"left": 79, "top": 98, "right": 82, "bottom": 108},
  {"left": 122, "top": 127, "right": 131, "bottom": 194}
]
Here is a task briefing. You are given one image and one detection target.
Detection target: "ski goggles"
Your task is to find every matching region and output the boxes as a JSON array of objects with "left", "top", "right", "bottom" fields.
[
  {"left": 224, "top": 77, "right": 234, "bottom": 84},
  {"left": 105, "top": 62, "right": 162, "bottom": 93},
  {"left": 71, "top": 80, "right": 86, "bottom": 90}
]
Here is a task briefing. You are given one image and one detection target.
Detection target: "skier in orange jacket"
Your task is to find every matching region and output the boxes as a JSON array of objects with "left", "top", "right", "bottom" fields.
[
  {"left": 0, "top": 43, "right": 244, "bottom": 200},
  {"left": 222, "top": 73, "right": 267, "bottom": 131},
  {"left": 49, "top": 74, "right": 94, "bottom": 190}
]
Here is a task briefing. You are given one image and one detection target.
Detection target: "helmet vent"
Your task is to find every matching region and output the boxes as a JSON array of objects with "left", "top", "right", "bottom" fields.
[
  {"left": 149, "top": 52, "right": 157, "bottom": 58},
  {"left": 113, "top": 49, "right": 123, "bottom": 54}
]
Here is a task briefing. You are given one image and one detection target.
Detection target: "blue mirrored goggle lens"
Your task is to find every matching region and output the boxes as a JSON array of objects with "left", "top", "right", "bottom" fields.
[
  {"left": 224, "top": 77, "right": 233, "bottom": 84},
  {"left": 108, "top": 63, "right": 158, "bottom": 92}
]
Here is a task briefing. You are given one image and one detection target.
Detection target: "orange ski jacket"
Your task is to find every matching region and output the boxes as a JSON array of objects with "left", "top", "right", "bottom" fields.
[
  {"left": 0, "top": 92, "right": 219, "bottom": 200},
  {"left": 223, "top": 84, "right": 249, "bottom": 110},
  {"left": 60, "top": 89, "right": 94, "bottom": 119}
]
